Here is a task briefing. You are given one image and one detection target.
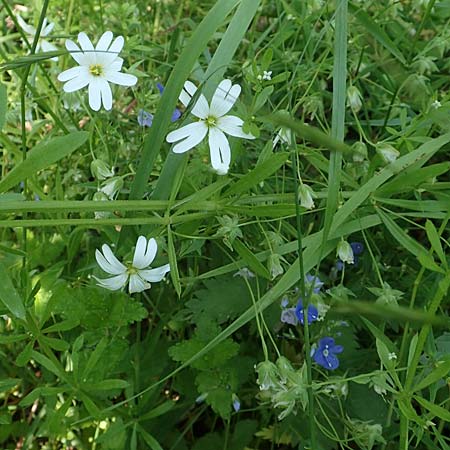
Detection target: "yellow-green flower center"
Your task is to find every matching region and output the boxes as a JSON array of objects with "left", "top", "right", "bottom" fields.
[
  {"left": 205, "top": 115, "right": 217, "bottom": 127},
  {"left": 127, "top": 265, "right": 138, "bottom": 275},
  {"left": 89, "top": 64, "right": 104, "bottom": 77}
]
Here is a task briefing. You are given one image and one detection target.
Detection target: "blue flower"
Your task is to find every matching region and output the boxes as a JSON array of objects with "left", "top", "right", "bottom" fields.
[
  {"left": 280, "top": 307, "right": 298, "bottom": 326},
  {"left": 305, "top": 273, "right": 324, "bottom": 293},
  {"left": 336, "top": 241, "right": 364, "bottom": 271},
  {"left": 137, "top": 82, "right": 181, "bottom": 127},
  {"left": 232, "top": 393, "right": 240, "bottom": 412},
  {"left": 137, "top": 109, "right": 154, "bottom": 127},
  {"left": 313, "top": 337, "right": 343, "bottom": 370},
  {"left": 295, "top": 300, "right": 318, "bottom": 325},
  {"left": 350, "top": 242, "right": 364, "bottom": 255}
]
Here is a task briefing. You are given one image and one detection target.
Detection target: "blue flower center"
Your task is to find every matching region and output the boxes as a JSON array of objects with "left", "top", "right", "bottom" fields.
[{"left": 323, "top": 349, "right": 329, "bottom": 357}]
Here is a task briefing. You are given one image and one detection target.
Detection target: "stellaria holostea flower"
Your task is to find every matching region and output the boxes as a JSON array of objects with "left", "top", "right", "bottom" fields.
[
  {"left": 94, "top": 236, "right": 170, "bottom": 294},
  {"left": 16, "top": 15, "right": 58, "bottom": 60},
  {"left": 166, "top": 79, "right": 255, "bottom": 174},
  {"left": 57, "top": 31, "right": 137, "bottom": 111}
]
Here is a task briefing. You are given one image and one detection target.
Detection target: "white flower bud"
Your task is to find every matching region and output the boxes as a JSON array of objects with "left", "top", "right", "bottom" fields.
[
  {"left": 347, "top": 85, "right": 363, "bottom": 112},
  {"left": 100, "top": 176, "right": 123, "bottom": 200},
  {"left": 337, "top": 240, "right": 354, "bottom": 264},
  {"left": 91, "top": 159, "right": 114, "bottom": 180},
  {"left": 298, "top": 184, "right": 316, "bottom": 210},
  {"left": 376, "top": 143, "right": 400, "bottom": 164}
]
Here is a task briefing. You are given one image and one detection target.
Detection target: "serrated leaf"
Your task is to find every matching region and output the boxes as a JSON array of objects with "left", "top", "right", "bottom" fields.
[
  {"left": 186, "top": 277, "right": 252, "bottom": 324},
  {"left": 0, "top": 132, "right": 88, "bottom": 193}
]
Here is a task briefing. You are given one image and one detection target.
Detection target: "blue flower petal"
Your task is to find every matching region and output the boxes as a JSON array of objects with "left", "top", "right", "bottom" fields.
[{"left": 350, "top": 241, "right": 364, "bottom": 255}]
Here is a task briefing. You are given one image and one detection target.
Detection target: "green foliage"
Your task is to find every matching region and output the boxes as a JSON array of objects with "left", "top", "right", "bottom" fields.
[{"left": 1, "top": 0, "right": 450, "bottom": 448}]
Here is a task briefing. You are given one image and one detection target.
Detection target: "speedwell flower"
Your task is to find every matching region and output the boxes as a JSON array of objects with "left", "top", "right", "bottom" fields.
[
  {"left": 57, "top": 31, "right": 137, "bottom": 111},
  {"left": 166, "top": 79, "right": 255, "bottom": 174},
  {"left": 313, "top": 337, "right": 344, "bottom": 371},
  {"left": 17, "top": 15, "right": 58, "bottom": 60},
  {"left": 295, "top": 300, "right": 319, "bottom": 325},
  {"left": 94, "top": 236, "right": 170, "bottom": 294}
]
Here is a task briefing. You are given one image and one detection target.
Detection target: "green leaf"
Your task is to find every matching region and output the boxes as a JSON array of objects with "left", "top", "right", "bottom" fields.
[
  {"left": 168, "top": 227, "right": 181, "bottom": 297},
  {"left": 0, "top": 83, "right": 6, "bottom": 131},
  {"left": 233, "top": 239, "right": 271, "bottom": 279},
  {"left": 84, "top": 379, "right": 129, "bottom": 391},
  {"left": 413, "top": 360, "right": 450, "bottom": 393},
  {"left": 139, "top": 427, "right": 164, "bottom": 450},
  {"left": 348, "top": 4, "right": 406, "bottom": 64},
  {"left": 414, "top": 395, "right": 450, "bottom": 422},
  {"left": 138, "top": 401, "right": 175, "bottom": 421},
  {"left": 42, "top": 318, "right": 80, "bottom": 334},
  {"left": 0, "top": 261, "right": 26, "bottom": 320},
  {"left": 82, "top": 337, "right": 108, "bottom": 380},
  {"left": 0, "top": 378, "right": 20, "bottom": 392},
  {"left": 425, "top": 220, "right": 447, "bottom": 267},
  {"left": 30, "top": 350, "right": 61, "bottom": 378},
  {"left": 0, "top": 132, "right": 88, "bottom": 193},
  {"left": 224, "top": 152, "right": 289, "bottom": 197},
  {"left": 377, "top": 209, "right": 429, "bottom": 258},
  {"left": 41, "top": 336, "right": 70, "bottom": 352}
]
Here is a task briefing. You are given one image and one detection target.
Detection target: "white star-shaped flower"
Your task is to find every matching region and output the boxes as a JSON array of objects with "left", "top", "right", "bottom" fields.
[
  {"left": 17, "top": 15, "right": 58, "bottom": 60},
  {"left": 94, "top": 236, "right": 170, "bottom": 294},
  {"left": 57, "top": 31, "right": 137, "bottom": 111},
  {"left": 166, "top": 79, "right": 255, "bottom": 174}
]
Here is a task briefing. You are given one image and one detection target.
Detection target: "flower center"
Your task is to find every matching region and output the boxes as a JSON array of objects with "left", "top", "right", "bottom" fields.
[
  {"left": 205, "top": 115, "right": 217, "bottom": 127},
  {"left": 323, "top": 349, "right": 329, "bottom": 357},
  {"left": 127, "top": 265, "right": 138, "bottom": 275},
  {"left": 89, "top": 64, "right": 104, "bottom": 77}
]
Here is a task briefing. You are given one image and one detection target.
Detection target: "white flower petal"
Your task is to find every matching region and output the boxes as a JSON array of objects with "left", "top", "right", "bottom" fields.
[
  {"left": 129, "top": 274, "right": 150, "bottom": 294},
  {"left": 58, "top": 66, "right": 84, "bottom": 82},
  {"left": 100, "top": 244, "right": 127, "bottom": 273},
  {"left": 108, "top": 35, "right": 125, "bottom": 54},
  {"left": 62, "top": 72, "right": 90, "bottom": 92},
  {"left": 16, "top": 15, "right": 35, "bottom": 35},
  {"left": 96, "top": 31, "right": 113, "bottom": 52},
  {"left": 208, "top": 127, "right": 231, "bottom": 171},
  {"left": 166, "top": 122, "right": 208, "bottom": 153},
  {"left": 179, "top": 80, "right": 198, "bottom": 107},
  {"left": 65, "top": 39, "right": 86, "bottom": 65},
  {"left": 40, "top": 40, "right": 58, "bottom": 57},
  {"left": 104, "top": 70, "right": 137, "bottom": 87},
  {"left": 88, "top": 78, "right": 102, "bottom": 111},
  {"left": 78, "top": 32, "right": 94, "bottom": 52},
  {"left": 94, "top": 273, "right": 128, "bottom": 291},
  {"left": 42, "top": 21, "right": 54, "bottom": 36},
  {"left": 110, "top": 57, "right": 124, "bottom": 71},
  {"left": 97, "top": 78, "right": 112, "bottom": 110},
  {"left": 216, "top": 115, "right": 255, "bottom": 139},
  {"left": 191, "top": 94, "right": 209, "bottom": 119},
  {"left": 133, "top": 236, "right": 157, "bottom": 269},
  {"left": 210, "top": 79, "right": 241, "bottom": 117},
  {"left": 138, "top": 264, "right": 171, "bottom": 283}
]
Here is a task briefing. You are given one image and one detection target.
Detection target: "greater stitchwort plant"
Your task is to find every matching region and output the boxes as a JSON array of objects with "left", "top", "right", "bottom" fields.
[{"left": 1, "top": 1, "right": 449, "bottom": 449}]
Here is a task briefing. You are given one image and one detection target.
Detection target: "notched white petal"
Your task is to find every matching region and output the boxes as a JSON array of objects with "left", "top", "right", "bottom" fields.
[
  {"left": 138, "top": 264, "right": 171, "bottom": 282},
  {"left": 93, "top": 273, "right": 128, "bottom": 291}
]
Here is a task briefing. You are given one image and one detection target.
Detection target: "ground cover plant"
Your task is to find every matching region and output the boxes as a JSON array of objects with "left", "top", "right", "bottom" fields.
[{"left": 0, "top": 0, "right": 449, "bottom": 449}]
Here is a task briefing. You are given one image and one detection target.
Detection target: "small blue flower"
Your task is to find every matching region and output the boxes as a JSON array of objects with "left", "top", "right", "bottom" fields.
[
  {"left": 350, "top": 242, "right": 364, "bottom": 255},
  {"left": 232, "top": 393, "right": 240, "bottom": 412},
  {"left": 156, "top": 82, "right": 182, "bottom": 122},
  {"left": 280, "top": 307, "right": 298, "bottom": 326},
  {"left": 336, "top": 241, "right": 364, "bottom": 271},
  {"left": 137, "top": 109, "right": 154, "bottom": 127},
  {"left": 138, "top": 82, "right": 181, "bottom": 127},
  {"left": 295, "top": 300, "right": 318, "bottom": 325},
  {"left": 305, "top": 273, "right": 324, "bottom": 293},
  {"left": 313, "top": 337, "right": 343, "bottom": 370}
]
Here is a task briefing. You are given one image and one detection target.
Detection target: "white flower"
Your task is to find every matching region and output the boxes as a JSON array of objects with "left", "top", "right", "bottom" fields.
[
  {"left": 57, "top": 31, "right": 137, "bottom": 111},
  {"left": 94, "top": 236, "right": 170, "bottom": 294},
  {"left": 262, "top": 70, "right": 272, "bottom": 81},
  {"left": 166, "top": 79, "right": 255, "bottom": 174},
  {"left": 388, "top": 352, "right": 397, "bottom": 360},
  {"left": 17, "top": 15, "right": 58, "bottom": 61},
  {"left": 298, "top": 184, "right": 316, "bottom": 210},
  {"left": 337, "top": 240, "right": 354, "bottom": 264}
]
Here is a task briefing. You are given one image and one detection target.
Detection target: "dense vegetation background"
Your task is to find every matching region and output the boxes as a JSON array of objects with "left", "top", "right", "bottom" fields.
[{"left": 0, "top": 0, "right": 449, "bottom": 449}]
